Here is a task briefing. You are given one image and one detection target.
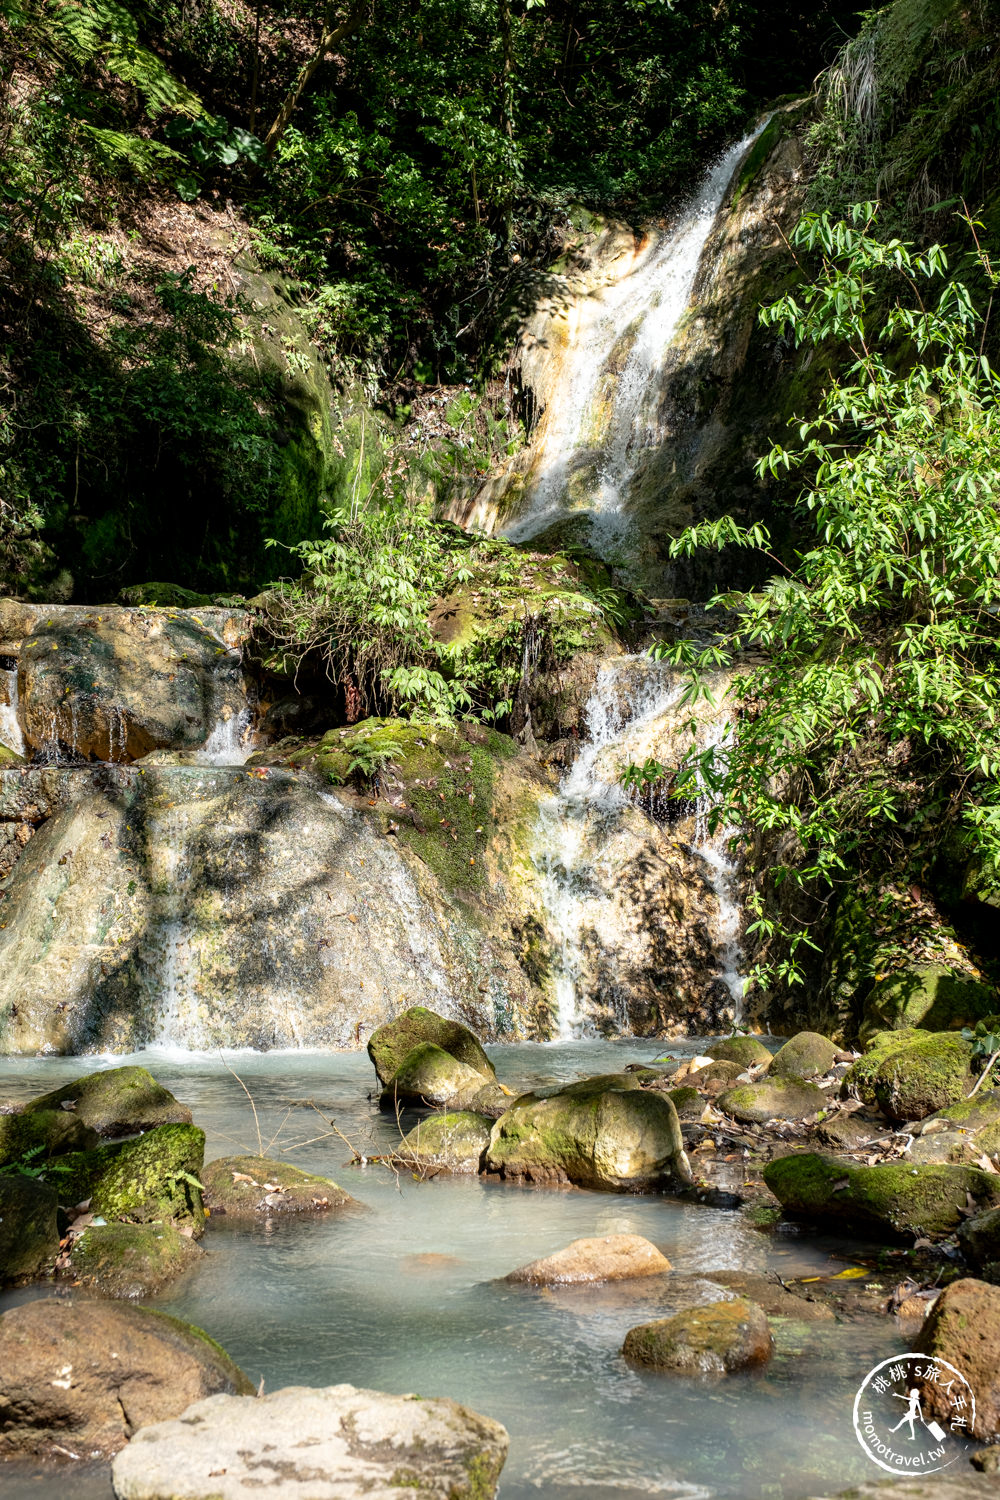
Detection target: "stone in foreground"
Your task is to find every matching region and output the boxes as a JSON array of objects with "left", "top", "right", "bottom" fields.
[
  {"left": 393, "top": 1112, "right": 493, "bottom": 1174},
  {"left": 368, "top": 1005, "right": 496, "bottom": 1087},
  {"left": 763, "top": 1153, "right": 1000, "bottom": 1240},
  {"left": 718, "top": 1077, "right": 826, "bottom": 1124},
  {"left": 22, "top": 1065, "right": 192, "bottom": 1137},
  {"left": 916, "top": 1278, "right": 1000, "bottom": 1440},
  {"left": 622, "top": 1297, "right": 772, "bottom": 1375},
  {"left": 0, "top": 1297, "right": 254, "bottom": 1459},
  {"left": 200, "top": 1155, "right": 357, "bottom": 1217},
  {"left": 504, "top": 1234, "right": 672, "bottom": 1285},
  {"left": 111, "top": 1383, "right": 509, "bottom": 1499}
]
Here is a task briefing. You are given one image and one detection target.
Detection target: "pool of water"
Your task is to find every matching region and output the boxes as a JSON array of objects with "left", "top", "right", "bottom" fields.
[{"left": 0, "top": 1039, "right": 906, "bottom": 1499}]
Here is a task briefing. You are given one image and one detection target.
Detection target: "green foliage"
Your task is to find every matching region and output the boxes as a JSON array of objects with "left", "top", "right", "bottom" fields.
[
  {"left": 962, "top": 1017, "right": 1000, "bottom": 1069},
  {"left": 631, "top": 205, "right": 1000, "bottom": 992}
]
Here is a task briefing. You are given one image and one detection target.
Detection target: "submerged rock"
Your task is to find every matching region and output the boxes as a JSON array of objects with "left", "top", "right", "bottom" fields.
[
  {"left": 0, "top": 1175, "right": 59, "bottom": 1283},
  {"left": 367, "top": 1005, "right": 496, "bottom": 1087},
  {"left": 58, "top": 1123, "right": 206, "bottom": 1234},
  {"left": 706, "top": 1036, "right": 772, "bottom": 1069},
  {"left": 393, "top": 1112, "right": 493, "bottom": 1175},
  {"left": 64, "top": 1222, "right": 203, "bottom": 1299},
  {"left": 486, "top": 1074, "right": 691, "bottom": 1191},
  {"left": 111, "top": 1383, "right": 509, "bottom": 1499},
  {"left": 21, "top": 1065, "right": 192, "bottom": 1137},
  {"left": 0, "top": 1107, "right": 98, "bottom": 1167},
  {"left": 504, "top": 1234, "right": 671, "bottom": 1285},
  {"left": 0, "top": 1297, "right": 254, "bottom": 1459},
  {"left": 769, "top": 1032, "right": 839, "bottom": 1080},
  {"left": 916, "top": 1279, "right": 1000, "bottom": 1440},
  {"left": 763, "top": 1153, "right": 1000, "bottom": 1239},
  {"left": 622, "top": 1297, "right": 772, "bottom": 1375},
  {"left": 718, "top": 1077, "right": 826, "bottom": 1124},
  {"left": 200, "top": 1155, "right": 356, "bottom": 1217}
]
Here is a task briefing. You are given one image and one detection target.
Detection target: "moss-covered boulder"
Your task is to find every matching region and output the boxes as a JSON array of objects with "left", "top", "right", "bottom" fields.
[
  {"left": 770, "top": 1032, "right": 839, "bottom": 1080},
  {"left": 667, "top": 1085, "right": 703, "bottom": 1120},
  {"left": 871, "top": 1031, "right": 977, "bottom": 1121},
  {"left": 380, "top": 1042, "right": 507, "bottom": 1115},
  {"left": 0, "top": 1107, "right": 98, "bottom": 1166},
  {"left": 706, "top": 1036, "right": 772, "bottom": 1069},
  {"left": 909, "top": 1089, "right": 1000, "bottom": 1165},
  {"left": 958, "top": 1206, "right": 1000, "bottom": 1281},
  {"left": 486, "top": 1074, "right": 691, "bottom": 1191},
  {"left": 201, "top": 1155, "right": 357, "bottom": 1217},
  {"left": 621, "top": 1298, "right": 773, "bottom": 1375},
  {"left": 763, "top": 1152, "right": 1000, "bottom": 1239},
  {"left": 0, "top": 1175, "right": 59, "bottom": 1283},
  {"left": 58, "top": 1123, "right": 206, "bottom": 1233},
  {"left": 841, "top": 1027, "right": 921, "bottom": 1104},
  {"left": 393, "top": 1112, "right": 493, "bottom": 1175},
  {"left": 22, "top": 1065, "right": 192, "bottom": 1137},
  {"left": 685, "top": 1059, "right": 745, "bottom": 1088},
  {"left": 916, "top": 1279, "right": 1000, "bottom": 1441},
  {"left": 718, "top": 1078, "right": 826, "bottom": 1124},
  {"left": 368, "top": 1006, "right": 495, "bottom": 1087},
  {"left": 859, "top": 962, "right": 996, "bottom": 1043},
  {"left": 64, "top": 1222, "right": 203, "bottom": 1299}
]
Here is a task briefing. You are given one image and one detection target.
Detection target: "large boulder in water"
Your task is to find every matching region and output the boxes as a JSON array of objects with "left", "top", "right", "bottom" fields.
[
  {"left": 916, "top": 1279, "right": 1000, "bottom": 1440},
  {"left": 622, "top": 1298, "right": 773, "bottom": 1375},
  {"left": 0, "top": 1176, "right": 60, "bottom": 1283},
  {"left": 504, "top": 1234, "right": 671, "bottom": 1285},
  {"left": 63, "top": 1222, "right": 203, "bottom": 1300},
  {"left": 393, "top": 1112, "right": 493, "bottom": 1175},
  {"left": 19, "top": 1065, "right": 191, "bottom": 1137},
  {"left": 111, "top": 1383, "right": 509, "bottom": 1499},
  {"left": 57, "top": 1123, "right": 207, "bottom": 1234},
  {"left": 485, "top": 1074, "right": 692, "bottom": 1191},
  {"left": 368, "top": 1005, "right": 495, "bottom": 1086},
  {"left": 0, "top": 1297, "right": 255, "bottom": 1459},
  {"left": 764, "top": 1153, "right": 1000, "bottom": 1240},
  {"left": 201, "top": 1155, "right": 357, "bottom": 1217},
  {"left": 380, "top": 1043, "right": 508, "bottom": 1115},
  {"left": 0, "top": 1107, "right": 98, "bottom": 1167}
]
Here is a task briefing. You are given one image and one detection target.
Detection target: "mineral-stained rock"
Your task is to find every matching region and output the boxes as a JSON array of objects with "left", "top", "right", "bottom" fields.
[
  {"left": 763, "top": 1153, "right": 1000, "bottom": 1239},
  {"left": 21, "top": 1065, "right": 191, "bottom": 1137},
  {"left": 110, "top": 1383, "right": 509, "bottom": 1499},
  {"left": 916, "top": 1278, "right": 1000, "bottom": 1440},
  {"left": 367, "top": 1005, "right": 495, "bottom": 1086},
  {"left": 393, "top": 1112, "right": 493, "bottom": 1175},
  {"left": 0, "top": 1297, "right": 255, "bottom": 1459},
  {"left": 200, "top": 1155, "right": 357, "bottom": 1217},
  {"left": 503, "top": 1234, "right": 672, "bottom": 1285},
  {"left": 0, "top": 1175, "right": 60, "bottom": 1283},
  {"left": 769, "top": 1032, "right": 839, "bottom": 1080},
  {"left": 622, "top": 1297, "right": 773, "bottom": 1375}
]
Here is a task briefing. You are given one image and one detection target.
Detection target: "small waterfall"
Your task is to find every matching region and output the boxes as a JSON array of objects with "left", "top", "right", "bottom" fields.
[
  {"left": 503, "top": 127, "right": 764, "bottom": 552},
  {"left": 194, "top": 704, "right": 255, "bottom": 766},
  {"left": 533, "top": 657, "right": 744, "bottom": 1038},
  {"left": 0, "top": 666, "right": 25, "bottom": 758}
]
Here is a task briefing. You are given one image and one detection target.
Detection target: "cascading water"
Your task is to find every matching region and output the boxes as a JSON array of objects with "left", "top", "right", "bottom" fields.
[
  {"left": 503, "top": 126, "right": 764, "bottom": 552},
  {"left": 194, "top": 704, "right": 255, "bottom": 766},
  {"left": 0, "top": 666, "right": 25, "bottom": 759}
]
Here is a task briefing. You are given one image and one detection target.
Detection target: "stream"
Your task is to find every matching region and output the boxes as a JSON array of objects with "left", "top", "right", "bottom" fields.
[{"left": 0, "top": 1040, "right": 905, "bottom": 1500}]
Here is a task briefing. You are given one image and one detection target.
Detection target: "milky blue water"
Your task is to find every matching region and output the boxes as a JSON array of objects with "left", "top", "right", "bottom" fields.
[{"left": 1, "top": 1039, "right": 907, "bottom": 1499}]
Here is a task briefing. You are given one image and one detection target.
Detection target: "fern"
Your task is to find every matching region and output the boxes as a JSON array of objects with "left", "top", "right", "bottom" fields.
[
  {"left": 79, "top": 125, "right": 186, "bottom": 176},
  {"left": 47, "top": 0, "right": 203, "bottom": 118}
]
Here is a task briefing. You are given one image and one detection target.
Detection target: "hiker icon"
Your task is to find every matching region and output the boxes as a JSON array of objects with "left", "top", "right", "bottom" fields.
[{"left": 890, "top": 1389, "right": 946, "bottom": 1443}]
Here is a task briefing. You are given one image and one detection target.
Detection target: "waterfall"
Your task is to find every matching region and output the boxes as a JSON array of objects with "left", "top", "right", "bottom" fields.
[
  {"left": 501, "top": 126, "right": 764, "bottom": 552},
  {"left": 532, "top": 657, "right": 744, "bottom": 1039},
  {"left": 194, "top": 704, "right": 255, "bottom": 766},
  {"left": 0, "top": 666, "right": 25, "bottom": 759}
]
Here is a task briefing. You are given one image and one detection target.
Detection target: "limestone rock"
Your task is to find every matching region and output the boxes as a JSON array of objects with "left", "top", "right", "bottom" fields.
[
  {"left": 201, "top": 1155, "right": 357, "bottom": 1217},
  {"left": 367, "top": 1005, "right": 495, "bottom": 1086},
  {"left": 679, "top": 1270, "right": 835, "bottom": 1322},
  {"left": 916, "top": 1278, "right": 1000, "bottom": 1440},
  {"left": 21, "top": 1065, "right": 191, "bottom": 1137},
  {"left": 0, "top": 1175, "right": 59, "bottom": 1283},
  {"left": 486, "top": 1074, "right": 691, "bottom": 1191},
  {"left": 504, "top": 1234, "right": 671, "bottom": 1285},
  {"left": 770, "top": 1031, "right": 839, "bottom": 1080},
  {"left": 763, "top": 1153, "right": 1000, "bottom": 1239},
  {"left": 622, "top": 1297, "right": 772, "bottom": 1375},
  {"left": 0, "top": 1107, "right": 98, "bottom": 1166},
  {"left": 110, "top": 1383, "right": 509, "bottom": 1499},
  {"left": 718, "top": 1077, "right": 826, "bottom": 1124},
  {"left": 0, "top": 1297, "right": 254, "bottom": 1459},
  {"left": 706, "top": 1036, "right": 772, "bottom": 1069},
  {"left": 58, "top": 1123, "right": 206, "bottom": 1233},
  {"left": 64, "top": 1222, "right": 203, "bottom": 1299},
  {"left": 393, "top": 1112, "right": 493, "bottom": 1175}
]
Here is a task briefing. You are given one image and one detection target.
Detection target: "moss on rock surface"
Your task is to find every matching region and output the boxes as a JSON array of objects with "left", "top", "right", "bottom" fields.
[
  {"left": 23, "top": 1065, "right": 192, "bottom": 1137},
  {"left": 770, "top": 1032, "right": 839, "bottom": 1080},
  {"left": 871, "top": 1032, "right": 976, "bottom": 1120},
  {"left": 860, "top": 962, "right": 996, "bottom": 1042},
  {"left": 718, "top": 1078, "right": 826, "bottom": 1124},
  {"left": 621, "top": 1298, "right": 773, "bottom": 1375},
  {"left": 0, "top": 1108, "right": 98, "bottom": 1167},
  {"left": 394, "top": 1112, "right": 494, "bottom": 1175},
  {"left": 201, "top": 1155, "right": 356, "bottom": 1217},
  {"left": 0, "top": 1176, "right": 59, "bottom": 1284},
  {"left": 58, "top": 1124, "right": 206, "bottom": 1233},
  {"left": 841, "top": 1028, "right": 922, "bottom": 1104},
  {"left": 65, "top": 1222, "right": 202, "bottom": 1299},
  {"left": 763, "top": 1152, "right": 1000, "bottom": 1239},
  {"left": 707, "top": 1036, "right": 772, "bottom": 1069},
  {"left": 380, "top": 1042, "right": 507, "bottom": 1114},
  {"left": 368, "top": 1005, "right": 495, "bottom": 1086}
]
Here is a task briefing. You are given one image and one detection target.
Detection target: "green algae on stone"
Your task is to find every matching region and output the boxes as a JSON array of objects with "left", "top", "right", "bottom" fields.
[
  {"left": 65, "top": 1221, "right": 202, "bottom": 1299},
  {"left": 706, "top": 1036, "right": 772, "bottom": 1069},
  {"left": 201, "top": 1155, "right": 357, "bottom": 1217},
  {"left": 667, "top": 1085, "right": 703, "bottom": 1120},
  {"left": 841, "top": 1027, "right": 923, "bottom": 1105},
  {"left": 770, "top": 1032, "right": 839, "bottom": 1080},
  {"left": 380, "top": 1042, "right": 496, "bottom": 1113},
  {"left": 23, "top": 1065, "right": 192, "bottom": 1137},
  {"left": 0, "top": 1176, "right": 59, "bottom": 1284},
  {"left": 394, "top": 1112, "right": 494, "bottom": 1175},
  {"left": 0, "top": 1108, "right": 98, "bottom": 1167},
  {"left": 860, "top": 962, "right": 996, "bottom": 1042},
  {"left": 871, "top": 1031, "right": 976, "bottom": 1120},
  {"left": 763, "top": 1152, "right": 1000, "bottom": 1239},
  {"left": 57, "top": 1123, "right": 206, "bottom": 1233},
  {"left": 718, "top": 1077, "right": 826, "bottom": 1125},
  {"left": 621, "top": 1297, "right": 773, "bottom": 1375},
  {"left": 368, "top": 1005, "right": 495, "bottom": 1086},
  {"left": 0, "top": 744, "right": 25, "bottom": 768}
]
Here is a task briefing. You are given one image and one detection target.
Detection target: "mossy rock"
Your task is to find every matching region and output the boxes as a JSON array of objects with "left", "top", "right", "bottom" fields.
[
  {"left": 0, "top": 1108, "right": 99, "bottom": 1167},
  {"left": 117, "top": 583, "right": 216, "bottom": 609},
  {"left": 201, "top": 1155, "right": 357, "bottom": 1217},
  {"left": 380, "top": 1042, "right": 502, "bottom": 1114},
  {"left": 958, "top": 1206, "right": 1000, "bottom": 1279},
  {"left": 0, "top": 744, "right": 25, "bottom": 768},
  {"left": 0, "top": 1175, "right": 59, "bottom": 1283},
  {"left": 920, "top": 1088, "right": 1000, "bottom": 1133},
  {"left": 718, "top": 1077, "right": 826, "bottom": 1125},
  {"left": 368, "top": 1006, "right": 495, "bottom": 1087},
  {"left": 23, "top": 1066, "right": 192, "bottom": 1138},
  {"left": 763, "top": 1152, "right": 1000, "bottom": 1240},
  {"left": 706, "top": 1036, "right": 772, "bottom": 1069},
  {"left": 64, "top": 1221, "right": 202, "bottom": 1299},
  {"left": 56, "top": 1123, "right": 206, "bottom": 1234},
  {"left": 841, "top": 1028, "right": 922, "bottom": 1105},
  {"left": 621, "top": 1298, "right": 773, "bottom": 1375},
  {"left": 770, "top": 1032, "right": 839, "bottom": 1080},
  {"left": 393, "top": 1112, "right": 494, "bottom": 1175},
  {"left": 667, "top": 1085, "right": 703, "bottom": 1121},
  {"left": 685, "top": 1059, "right": 745, "bottom": 1088},
  {"left": 860, "top": 962, "right": 996, "bottom": 1043},
  {"left": 872, "top": 1031, "right": 976, "bottom": 1121}
]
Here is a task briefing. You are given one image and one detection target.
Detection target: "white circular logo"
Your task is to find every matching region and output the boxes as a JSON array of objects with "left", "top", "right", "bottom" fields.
[{"left": 854, "top": 1353, "right": 976, "bottom": 1475}]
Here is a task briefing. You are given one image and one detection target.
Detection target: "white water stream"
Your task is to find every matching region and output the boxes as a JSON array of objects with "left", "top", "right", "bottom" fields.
[
  {"left": 0, "top": 666, "right": 25, "bottom": 758},
  {"left": 505, "top": 127, "right": 763, "bottom": 550}
]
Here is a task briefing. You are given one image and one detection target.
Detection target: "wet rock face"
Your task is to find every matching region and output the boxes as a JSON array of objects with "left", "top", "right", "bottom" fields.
[
  {"left": 368, "top": 1005, "right": 496, "bottom": 1086},
  {"left": 111, "top": 1384, "right": 509, "bottom": 1500},
  {"left": 393, "top": 1112, "right": 494, "bottom": 1175},
  {"left": 621, "top": 1297, "right": 773, "bottom": 1376},
  {"left": 917, "top": 1279, "right": 1000, "bottom": 1441},
  {"left": 0, "top": 601, "right": 250, "bottom": 764},
  {"left": 0, "top": 1298, "right": 255, "bottom": 1459}
]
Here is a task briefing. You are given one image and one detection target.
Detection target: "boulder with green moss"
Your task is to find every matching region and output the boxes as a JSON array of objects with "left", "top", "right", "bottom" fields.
[
  {"left": 718, "top": 1078, "right": 826, "bottom": 1124},
  {"left": 393, "top": 1112, "right": 494, "bottom": 1175},
  {"left": 770, "top": 1032, "right": 839, "bottom": 1080},
  {"left": 666, "top": 1085, "right": 703, "bottom": 1120},
  {"left": 908, "top": 1089, "right": 1000, "bottom": 1165},
  {"left": 958, "top": 1206, "right": 1000, "bottom": 1280},
  {"left": 0, "top": 1176, "right": 60, "bottom": 1283},
  {"left": 57, "top": 1123, "right": 206, "bottom": 1234},
  {"left": 621, "top": 1298, "right": 773, "bottom": 1375},
  {"left": 706, "top": 1036, "right": 772, "bottom": 1069},
  {"left": 486, "top": 1074, "right": 691, "bottom": 1191},
  {"left": 22, "top": 1065, "right": 192, "bottom": 1137},
  {"left": 870, "top": 1031, "right": 977, "bottom": 1121},
  {"left": 859, "top": 962, "right": 996, "bottom": 1043},
  {"left": 841, "top": 1027, "right": 921, "bottom": 1104},
  {"left": 380, "top": 1042, "right": 508, "bottom": 1115},
  {"left": 763, "top": 1152, "right": 1000, "bottom": 1239},
  {"left": 201, "top": 1155, "right": 357, "bottom": 1217},
  {"left": 0, "top": 1107, "right": 98, "bottom": 1166},
  {"left": 64, "top": 1221, "right": 203, "bottom": 1299},
  {"left": 368, "top": 1005, "right": 495, "bottom": 1087},
  {"left": 685, "top": 1059, "right": 745, "bottom": 1088}
]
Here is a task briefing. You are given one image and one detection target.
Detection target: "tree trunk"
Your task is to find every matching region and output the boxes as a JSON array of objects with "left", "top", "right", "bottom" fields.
[{"left": 262, "top": 1, "right": 369, "bottom": 159}]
